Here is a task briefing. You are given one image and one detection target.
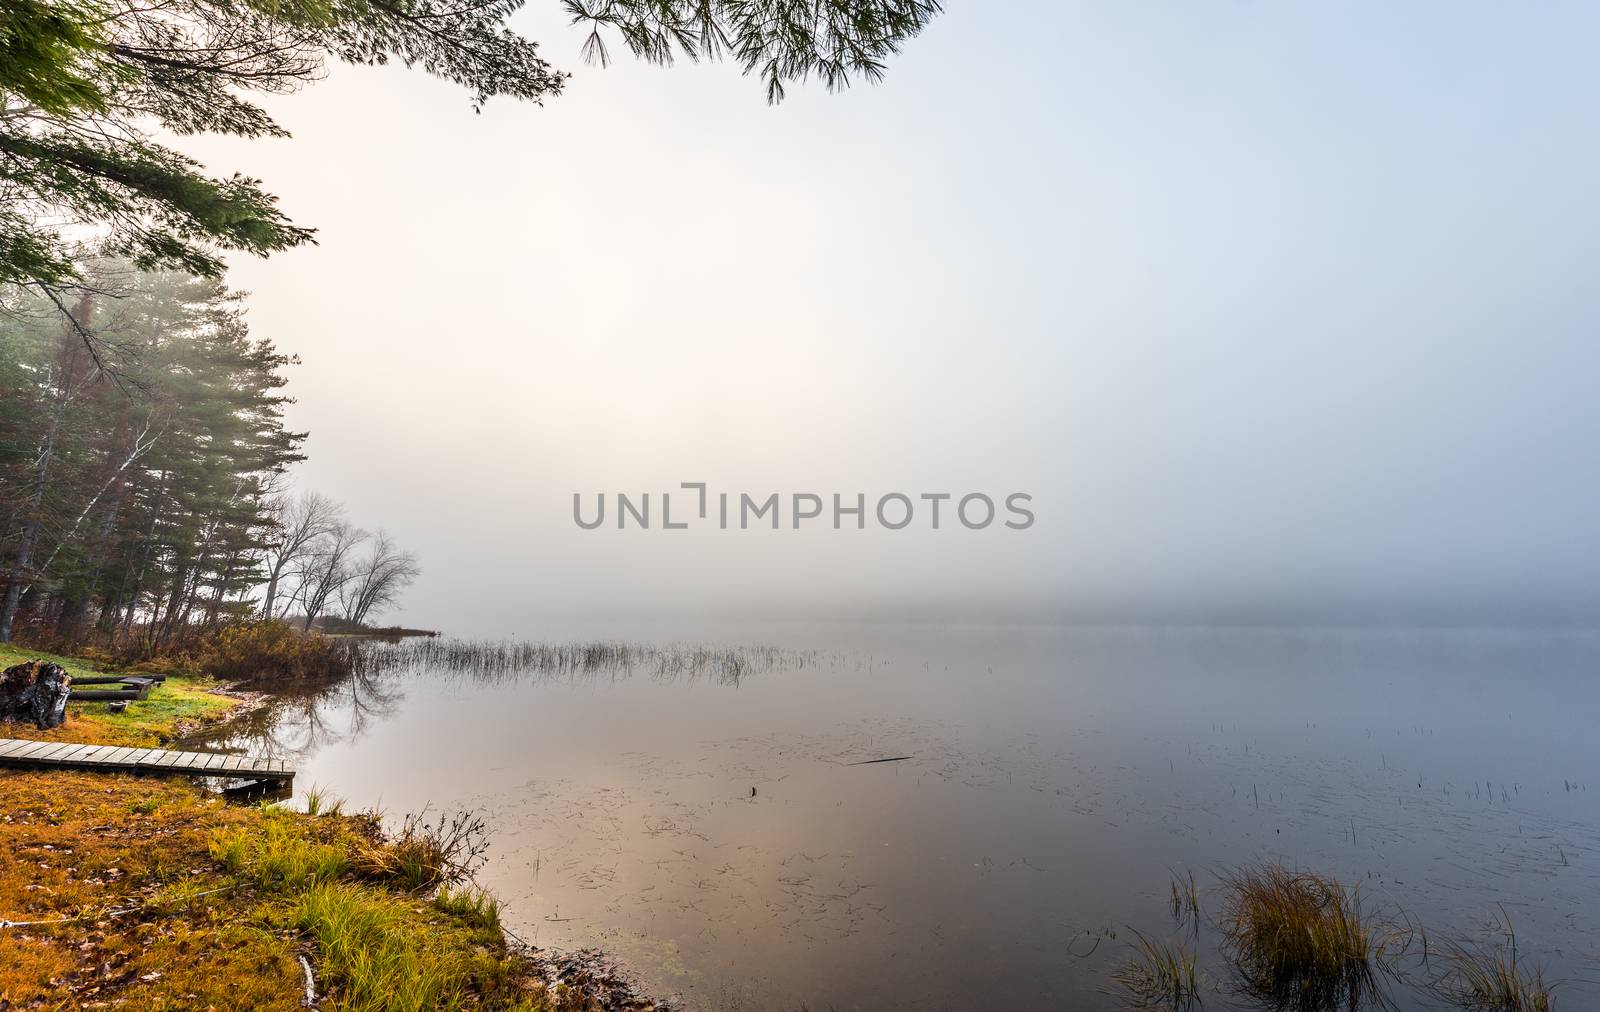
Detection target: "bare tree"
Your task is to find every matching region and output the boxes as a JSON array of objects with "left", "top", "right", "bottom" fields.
[
  {"left": 260, "top": 491, "right": 342, "bottom": 620},
  {"left": 338, "top": 530, "right": 421, "bottom": 627},
  {"left": 292, "top": 521, "right": 367, "bottom": 632}
]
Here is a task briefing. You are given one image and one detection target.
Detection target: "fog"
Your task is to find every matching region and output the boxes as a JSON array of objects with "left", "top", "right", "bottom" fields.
[{"left": 181, "top": 2, "right": 1600, "bottom": 635}]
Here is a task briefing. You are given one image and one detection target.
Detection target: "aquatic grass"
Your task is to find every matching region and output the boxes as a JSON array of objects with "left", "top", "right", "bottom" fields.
[
  {"left": 1432, "top": 913, "right": 1555, "bottom": 1011},
  {"left": 353, "top": 637, "right": 810, "bottom": 688},
  {"left": 1218, "top": 862, "right": 1383, "bottom": 1011},
  {"left": 1108, "top": 929, "right": 1203, "bottom": 1010},
  {"left": 1170, "top": 868, "right": 1201, "bottom": 932}
]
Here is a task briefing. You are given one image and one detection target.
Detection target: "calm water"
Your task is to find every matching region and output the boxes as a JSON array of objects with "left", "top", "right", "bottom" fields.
[{"left": 205, "top": 624, "right": 1600, "bottom": 1009}]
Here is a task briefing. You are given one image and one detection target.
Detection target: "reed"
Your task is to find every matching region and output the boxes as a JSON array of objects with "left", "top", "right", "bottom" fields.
[
  {"left": 1218, "top": 862, "right": 1381, "bottom": 1011},
  {"left": 353, "top": 637, "right": 809, "bottom": 688},
  {"left": 1108, "top": 929, "right": 1203, "bottom": 1010},
  {"left": 1432, "top": 914, "right": 1554, "bottom": 1011},
  {"left": 1169, "top": 868, "right": 1201, "bottom": 932}
]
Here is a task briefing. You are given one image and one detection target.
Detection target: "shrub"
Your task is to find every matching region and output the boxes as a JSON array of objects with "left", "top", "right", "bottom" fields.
[
  {"left": 202, "top": 619, "right": 354, "bottom": 684},
  {"left": 355, "top": 809, "right": 490, "bottom": 892}
]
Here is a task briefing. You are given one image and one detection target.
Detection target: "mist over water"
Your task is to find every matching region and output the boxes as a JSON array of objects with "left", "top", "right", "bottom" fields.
[
  {"left": 175, "top": 1, "right": 1600, "bottom": 635},
  {"left": 207, "top": 623, "right": 1600, "bottom": 1010}
]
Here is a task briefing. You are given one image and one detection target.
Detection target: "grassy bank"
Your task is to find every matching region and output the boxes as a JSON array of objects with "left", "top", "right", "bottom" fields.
[
  {"left": 0, "top": 644, "right": 243, "bottom": 748},
  {"left": 0, "top": 645, "right": 608, "bottom": 1011}
]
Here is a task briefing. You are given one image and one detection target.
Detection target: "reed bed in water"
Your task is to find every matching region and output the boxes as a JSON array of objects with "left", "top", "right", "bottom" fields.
[
  {"left": 352, "top": 637, "right": 812, "bottom": 686},
  {"left": 1117, "top": 861, "right": 1563, "bottom": 1011}
]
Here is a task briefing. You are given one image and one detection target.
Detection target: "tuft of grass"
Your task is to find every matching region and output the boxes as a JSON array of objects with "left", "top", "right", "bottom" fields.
[
  {"left": 1433, "top": 913, "right": 1555, "bottom": 1011},
  {"left": 209, "top": 817, "right": 348, "bottom": 889},
  {"left": 355, "top": 809, "right": 489, "bottom": 892},
  {"left": 303, "top": 783, "right": 345, "bottom": 817},
  {"left": 290, "top": 881, "right": 523, "bottom": 1012},
  {"left": 435, "top": 885, "right": 503, "bottom": 936},
  {"left": 1107, "top": 929, "right": 1203, "bottom": 1010},
  {"left": 1218, "top": 862, "right": 1382, "bottom": 1011}
]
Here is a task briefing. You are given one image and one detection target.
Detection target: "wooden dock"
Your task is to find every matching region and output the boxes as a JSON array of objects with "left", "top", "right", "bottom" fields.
[{"left": 0, "top": 738, "right": 293, "bottom": 783}]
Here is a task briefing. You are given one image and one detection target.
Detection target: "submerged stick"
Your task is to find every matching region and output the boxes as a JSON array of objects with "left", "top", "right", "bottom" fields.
[{"left": 846, "top": 756, "right": 914, "bottom": 766}]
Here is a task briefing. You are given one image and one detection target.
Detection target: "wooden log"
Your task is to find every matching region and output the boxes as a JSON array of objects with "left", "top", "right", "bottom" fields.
[{"left": 68, "top": 689, "right": 143, "bottom": 701}]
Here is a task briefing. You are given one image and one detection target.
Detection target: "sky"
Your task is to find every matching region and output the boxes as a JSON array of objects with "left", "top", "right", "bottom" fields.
[{"left": 183, "top": 2, "right": 1600, "bottom": 635}]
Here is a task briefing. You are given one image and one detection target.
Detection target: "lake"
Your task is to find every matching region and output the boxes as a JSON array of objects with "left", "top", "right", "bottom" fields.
[{"left": 201, "top": 624, "right": 1600, "bottom": 1010}]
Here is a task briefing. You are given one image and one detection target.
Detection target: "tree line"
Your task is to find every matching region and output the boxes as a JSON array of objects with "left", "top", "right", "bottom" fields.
[
  {"left": 0, "top": 265, "right": 417, "bottom": 646},
  {"left": 0, "top": 0, "right": 935, "bottom": 647}
]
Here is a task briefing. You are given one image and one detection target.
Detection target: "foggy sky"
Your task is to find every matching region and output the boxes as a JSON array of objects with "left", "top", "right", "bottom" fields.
[{"left": 182, "top": 2, "right": 1600, "bottom": 635}]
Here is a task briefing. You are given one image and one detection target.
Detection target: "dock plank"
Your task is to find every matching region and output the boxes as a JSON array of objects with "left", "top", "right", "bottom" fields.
[
  {"left": 0, "top": 738, "right": 293, "bottom": 782},
  {"left": 11, "top": 741, "right": 59, "bottom": 760}
]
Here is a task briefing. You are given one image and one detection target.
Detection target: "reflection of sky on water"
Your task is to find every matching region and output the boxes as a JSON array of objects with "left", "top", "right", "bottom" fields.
[{"left": 201, "top": 625, "right": 1600, "bottom": 1010}]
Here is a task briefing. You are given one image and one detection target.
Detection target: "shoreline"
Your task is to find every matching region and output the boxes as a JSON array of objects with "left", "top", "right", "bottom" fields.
[{"left": 0, "top": 642, "right": 672, "bottom": 1011}]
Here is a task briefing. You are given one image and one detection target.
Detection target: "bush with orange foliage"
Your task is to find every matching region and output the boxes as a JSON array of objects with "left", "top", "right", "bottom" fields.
[{"left": 202, "top": 620, "right": 354, "bottom": 684}]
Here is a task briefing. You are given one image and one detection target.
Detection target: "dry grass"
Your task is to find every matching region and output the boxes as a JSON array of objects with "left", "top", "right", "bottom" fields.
[
  {"left": 1432, "top": 913, "right": 1556, "bottom": 1011},
  {"left": 1218, "top": 862, "right": 1383, "bottom": 1011},
  {"left": 352, "top": 808, "right": 490, "bottom": 892},
  {"left": 0, "top": 770, "right": 570, "bottom": 1010},
  {"left": 1108, "top": 929, "right": 1204, "bottom": 1010}
]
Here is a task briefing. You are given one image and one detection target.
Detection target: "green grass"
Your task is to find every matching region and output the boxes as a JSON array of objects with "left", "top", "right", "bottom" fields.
[
  {"left": 435, "top": 885, "right": 503, "bottom": 936},
  {"left": 287, "top": 880, "right": 547, "bottom": 1012},
  {"left": 0, "top": 642, "right": 121, "bottom": 679},
  {"left": 202, "top": 806, "right": 563, "bottom": 1010},
  {"left": 0, "top": 642, "right": 243, "bottom": 746},
  {"left": 304, "top": 784, "right": 346, "bottom": 817},
  {"left": 210, "top": 813, "right": 350, "bottom": 890}
]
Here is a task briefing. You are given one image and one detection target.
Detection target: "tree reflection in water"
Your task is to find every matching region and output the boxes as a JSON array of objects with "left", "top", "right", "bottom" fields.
[
  {"left": 184, "top": 664, "right": 404, "bottom": 762},
  {"left": 183, "top": 639, "right": 818, "bottom": 762}
]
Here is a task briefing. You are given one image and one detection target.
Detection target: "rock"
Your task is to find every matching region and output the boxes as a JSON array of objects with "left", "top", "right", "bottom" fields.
[{"left": 0, "top": 660, "right": 72, "bottom": 729}]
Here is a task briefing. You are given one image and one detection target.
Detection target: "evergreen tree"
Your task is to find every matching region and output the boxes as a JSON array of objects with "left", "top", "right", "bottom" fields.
[
  {"left": 0, "top": 265, "right": 305, "bottom": 642},
  {"left": 0, "top": 0, "right": 941, "bottom": 290}
]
